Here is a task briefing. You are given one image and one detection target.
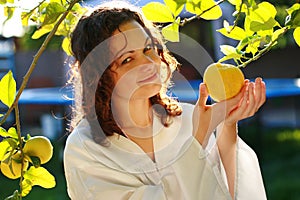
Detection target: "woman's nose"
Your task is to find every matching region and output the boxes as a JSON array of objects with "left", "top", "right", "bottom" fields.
[{"left": 140, "top": 52, "right": 160, "bottom": 65}]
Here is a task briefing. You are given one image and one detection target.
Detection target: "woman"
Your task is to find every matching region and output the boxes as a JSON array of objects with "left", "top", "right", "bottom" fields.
[{"left": 64, "top": 1, "right": 267, "bottom": 199}]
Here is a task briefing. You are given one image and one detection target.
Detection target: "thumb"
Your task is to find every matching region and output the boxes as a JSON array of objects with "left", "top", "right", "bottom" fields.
[{"left": 197, "top": 83, "right": 209, "bottom": 107}]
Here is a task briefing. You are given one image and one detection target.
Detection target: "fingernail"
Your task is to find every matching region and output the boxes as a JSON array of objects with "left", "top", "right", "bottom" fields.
[{"left": 256, "top": 77, "right": 262, "bottom": 83}]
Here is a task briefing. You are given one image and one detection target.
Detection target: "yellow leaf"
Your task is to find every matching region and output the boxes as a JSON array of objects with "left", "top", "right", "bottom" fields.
[
  {"left": 142, "top": 2, "right": 174, "bottom": 23},
  {"left": 186, "top": 0, "right": 222, "bottom": 20},
  {"left": 271, "top": 28, "right": 286, "bottom": 41},
  {"left": 249, "top": 2, "right": 277, "bottom": 23},
  {"left": 31, "top": 25, "right": 53, "bottom": 39},
  {"left": 21, "top": 179, "right": 32, "bottom": 197},
  {"left": 244, "top": 16, "right": 254, "bottom": 35},
  {"left": 219, "top": 45, "right": 242, "bottom": 63},
  {"left": 286, "top": 3, "right": 300, "bottom": 15},
  {"left": 23, "top": 166, "right": 56, "bottom": 189},
  {"left": 8, "top": 127, "right": 18, "bottom": 139},
  {"left": 164, "top": 0, "right": 185, "bottom": 17},
  {"left": 217, "top": 26, "right": 247, "bottom": 40},
  {"left": 62, "top": 37, "right": 72, "bottom": 56},
  {"left": 0, "top": 71, "right": 16, "bottom": 107},
  {"left": 227, "top": 0, "right": 241, "bottom": 6},
  {"left": 21, "top": 12, "right": 30, "bottom": 27},
  {"left": 220, "top": 45, "right": 236, "bottom": 55},
  {"left": 293, "top": 27, "right": 300, "bottom": 47},
  {"left": 0, "top": 139, "right": 11, "bottom": 160},
  {"left": 161, "top": 17, "right": 180, "bottom": 42},
  {"left": 245, "top": 40, "right": 260, "bottom": 55},
  {"left": 200, "top": 0, "right": 222, "bottom": 20},
  {"left": 0, "top": 127, "right": 18, "bottom": 139}
]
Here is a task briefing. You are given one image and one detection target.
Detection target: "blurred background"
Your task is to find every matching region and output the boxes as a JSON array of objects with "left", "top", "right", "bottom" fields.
[{"left": 0, "top": 0, "right": 300, "bottom": 199}]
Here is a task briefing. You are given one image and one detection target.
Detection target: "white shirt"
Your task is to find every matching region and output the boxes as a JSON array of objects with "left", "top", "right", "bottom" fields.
[{"left": 64, "top": 103, "right": 267, "bottom": 200}]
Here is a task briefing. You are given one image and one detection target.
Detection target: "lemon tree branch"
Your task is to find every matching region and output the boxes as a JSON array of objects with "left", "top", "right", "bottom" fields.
[
  {"left": 238, "top": 27, "right": 289, "bottom": 68},
  {"left": 0, "top": 0, "right": 79, "bottom": 126},
  {"left": 14, "top": 104, "right": 24, "bottom": 199}
]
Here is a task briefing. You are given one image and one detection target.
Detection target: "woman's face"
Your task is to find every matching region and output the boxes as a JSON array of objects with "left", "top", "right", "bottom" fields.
[{"left": 109, "top": 20, "right": 162, "bottom": 100}]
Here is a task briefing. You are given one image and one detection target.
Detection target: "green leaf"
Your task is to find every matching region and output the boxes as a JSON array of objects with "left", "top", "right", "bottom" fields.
[
  {"left": 23, "top": 166, "right": 56, "bottom": 189},
  {"left": 293, "top": 27, "right": 300, "bottom": 47},
  {"left": 42, "top": 2, "right": 65, "bottom": 26},
  {"left": 142, "top": 2, "right": 174, "bottom": 23},
  {"left": 250, "top": 18, "right": 277, "bottom": 32},
  {"left": 161, "top": 17, "right": 180, "bottom": 42},
  {"left": 29, "top": 156, "right": 41, "bottom": 168},
  {"left": 32, "top": 25, "right": 53, "bottom": 39},
  {"left": 0, "top": 113, "right": 3, "bottom": 117},
  {"left": 217, "top": 26, "right": 247, "bottom": 40},
  {"left": 0, "top": 71, "right": 16, "bottom": 107},
  {"left": 285, "top": 9, "right": 300, "bottom": 28},
  {"left": 0, "top": 0, "right": 7, "bottom": 5},
  {"left": 164, "top": 0, "right": 185, "bottom": 17},
  {"left": 0, "top": 139, "right": 11, "bottom": 160}
]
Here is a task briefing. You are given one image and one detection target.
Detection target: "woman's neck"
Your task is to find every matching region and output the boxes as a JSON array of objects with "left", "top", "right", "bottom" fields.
[{"left": 112, "top": 96, "right": 153, "bottom": 134}]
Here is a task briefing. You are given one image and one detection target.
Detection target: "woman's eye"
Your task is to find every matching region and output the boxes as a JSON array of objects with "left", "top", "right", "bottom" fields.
[
  {"left": 143, "top": 44, "right": 153, "bottom": 53},
  {"left": 122, "top": 57, "right": 132, "bottom": 65}
]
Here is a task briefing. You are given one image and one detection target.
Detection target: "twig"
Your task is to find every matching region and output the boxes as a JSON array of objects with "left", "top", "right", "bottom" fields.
[
  {"left": 14, "top": 105, "right": 23, "bottom": 199},
  {"left": 180, "top": 0, "right": 226, "bottom": 26},
  {"left": 238, "top": 27, "right": 289, "bottom": 68},
  {"left": 0, "top": 0, "right": 79, "bottom": 126}
]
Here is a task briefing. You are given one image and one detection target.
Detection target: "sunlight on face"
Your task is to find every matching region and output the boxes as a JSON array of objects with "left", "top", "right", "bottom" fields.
[{"left": 109, "top": 20, "right": 162, "bottom": 100}]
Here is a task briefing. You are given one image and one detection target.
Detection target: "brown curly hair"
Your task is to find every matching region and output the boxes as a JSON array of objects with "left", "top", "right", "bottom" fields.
[{"left": 69, "top": 2, "right": 182, "bottom": 144}]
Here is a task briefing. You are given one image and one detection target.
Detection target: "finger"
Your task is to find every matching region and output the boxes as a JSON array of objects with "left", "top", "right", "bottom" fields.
[
  {"left": 226, "top": 79, "right": 248, "bottom": 111},
  {"left": 226, "top": 83, "right": 249, "bottom": 124},
  {"left": 197, "top": 83, "right": 208, "bottom": 108},
  {"left": 259, "top": 79, "right": 266, "bottom": 107},
  {"left": 246, "top": 82, "right": 256, "bottom": 116},
  {"left": 254, "top": 78, "right": 262, "bottom": 108}
]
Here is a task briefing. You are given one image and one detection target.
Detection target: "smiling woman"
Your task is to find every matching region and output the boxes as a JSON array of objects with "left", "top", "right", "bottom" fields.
[{"left": 63, "top": 1, "right": 267, "bottom": 199}]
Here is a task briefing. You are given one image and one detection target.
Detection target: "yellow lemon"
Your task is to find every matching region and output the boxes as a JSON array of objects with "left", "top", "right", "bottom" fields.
[
  {"left": 203, "top": 63, "right": 244, "bottom": 102},
  {"left": 1, "top": 151, "right": 29, "bottom": 179},
  {"left": 23, "top": 136, "right": 53, "bottom": 164}
]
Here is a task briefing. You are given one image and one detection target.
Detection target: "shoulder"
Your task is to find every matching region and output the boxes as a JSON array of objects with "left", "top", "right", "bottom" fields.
[
  {"left": 179, "top": 102, "right": 195, "bottom": 122},
  {"left": 65, "top": 119, "right": 93, "bottom": 148}
]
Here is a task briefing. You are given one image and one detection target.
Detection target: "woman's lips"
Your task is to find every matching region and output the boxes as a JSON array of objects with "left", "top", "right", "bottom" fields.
[{"left": 138, "top": 73, "right": 158, "bottom": 83}]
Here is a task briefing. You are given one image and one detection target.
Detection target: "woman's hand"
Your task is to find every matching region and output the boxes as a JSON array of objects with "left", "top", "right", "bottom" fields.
[
  {"left": 192, "top": 78, "right": 266, "bottom": 146},
  {"left": 224, "top": 77, "right": 266, "bottom": 126}
]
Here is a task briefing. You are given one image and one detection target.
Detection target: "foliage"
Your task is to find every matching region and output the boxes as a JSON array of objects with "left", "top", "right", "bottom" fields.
[
  {"left": 0, "top": 0, "right": 299, "bottom": 199},
  {"left": 0, "top": 0, "right": 85, "bottom": 199},
  {"left": 142, "top": 0, "right": 300, "bottom": 67}
]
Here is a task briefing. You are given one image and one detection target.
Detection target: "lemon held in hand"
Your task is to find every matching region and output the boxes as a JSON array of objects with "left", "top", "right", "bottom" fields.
[
  {"left": 1, "top": 151, "right": 29, "bottom": 179},
  {"left": 23, "top": 136, "right": 53, "bottom": 165},
  {"left": 203, "top": 63, "right": 244, "bottom": 102}
]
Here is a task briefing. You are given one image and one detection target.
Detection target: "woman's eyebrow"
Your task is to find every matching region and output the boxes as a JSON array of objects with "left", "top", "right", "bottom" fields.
[{"left": 115, "top": 36, "right": 151, "bottom": 60}]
